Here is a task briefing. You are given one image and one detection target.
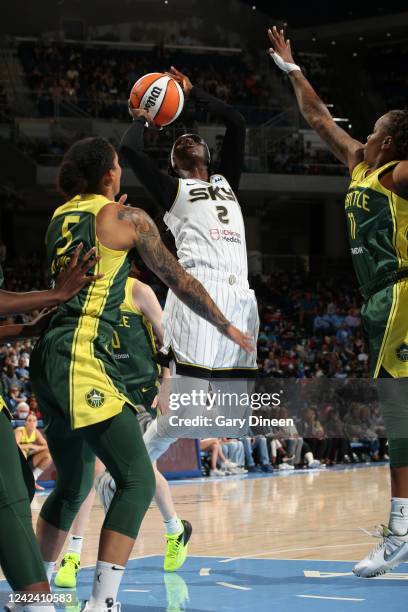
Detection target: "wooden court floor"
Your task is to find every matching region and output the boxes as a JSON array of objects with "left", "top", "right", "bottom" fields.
[{"left": 28, "top": 464, "right": 390, "bottom": 567}]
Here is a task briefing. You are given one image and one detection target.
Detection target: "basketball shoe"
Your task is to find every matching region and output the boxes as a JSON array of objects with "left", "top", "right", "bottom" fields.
[
  {"left": 353, "top": 525, "right": 408, "bottom": 577},
  {"left": 55, "top": 552, "right": 80, "bottom": 588},
  {"left": 81, "top": 598, "right": 120, "bottom": 612},
  {"left": 164, "top": 519, "right": 192, "bottom": 572}
]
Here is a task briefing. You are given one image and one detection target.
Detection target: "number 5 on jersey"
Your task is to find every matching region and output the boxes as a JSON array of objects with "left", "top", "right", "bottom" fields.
[{"left": 57, "top": 215, "right": 81, "bottom": 255}]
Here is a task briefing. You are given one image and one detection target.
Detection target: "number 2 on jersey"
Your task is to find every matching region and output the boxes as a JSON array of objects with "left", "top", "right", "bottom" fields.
[{"left": 216, "top": 205, "right": 229, "bottom": 224}]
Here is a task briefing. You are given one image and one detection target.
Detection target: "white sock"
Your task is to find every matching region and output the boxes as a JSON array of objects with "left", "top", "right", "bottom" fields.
[
  {"left": 305, "top": 452, "right": 314, "bottom": 466},
  {"left": 163, "top": 515, "right": 182, "bottom": 535},
  {"left": 389, "top": 497, "right": 408, "bottom": 536},
  {"left": 67, "top": 534, "right": 84, "bottom": 555},
  {"left": 43, "top": 560, "right": 55, "bottom": 582},
  {"left": 89, "top": 560, "right": 125, "bottom": 607},
  {"left": 33, "top": 467, "right": 44, "bottom": 481}
]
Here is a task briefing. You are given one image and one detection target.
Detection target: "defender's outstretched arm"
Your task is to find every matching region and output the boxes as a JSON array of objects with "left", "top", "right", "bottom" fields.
[{"left": 267, "top": 26, "right": 364, "bottom": 173}]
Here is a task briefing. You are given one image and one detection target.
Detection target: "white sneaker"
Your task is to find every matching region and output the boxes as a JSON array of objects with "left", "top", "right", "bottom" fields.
[
  {"left": 227, "top": 466, "right": 248, "bottom": 475},
  {"left": 82, "top": 599, "right": 121, "bottom": 612},
  {"left": 308, "top": 460, "right": 323, "bottom": 469},
  {"left": 95, "top": 470, "right": 116, "bottom": 514},
  {"left": 209, "top": 468, "right": 227, "bottom": 477},
  {"left": 353, "top": 525, "right": 408, "bottom": 577},
  {"left": 278, "top": 463, "right": 294, "bottom": 471},
  {"left": 222, "top": 460, "right": 238, "bottom": 469}
]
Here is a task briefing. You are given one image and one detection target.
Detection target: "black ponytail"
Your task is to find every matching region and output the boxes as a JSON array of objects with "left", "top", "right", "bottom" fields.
[{"left": 58, "top": 137, "right": 116, "bottom": 199}]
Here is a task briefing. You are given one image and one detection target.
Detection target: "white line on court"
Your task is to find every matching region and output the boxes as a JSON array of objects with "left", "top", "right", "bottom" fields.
[
  {"left": 304, "top": 570, "right": 354, "bottom": 578},
  {"left": 200, "top": 568, "right": 211, "bottom": 576},
  {"left": 123, "top": 589, "right": 151, "bottom": 593},
  {"left": 297, "top": 595, "right": 364, "bottom": 602},
  {"left": 216, "top": 582, "right": 252, "bottom": 591},
  {"left": 219, "top": 542, "right": 370, "bottom": 563},
  {"left": 305, "top": 570, "right": 408, "bottom": 581}
]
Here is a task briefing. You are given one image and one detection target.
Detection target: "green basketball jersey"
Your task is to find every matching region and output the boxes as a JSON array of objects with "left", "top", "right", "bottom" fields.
[
  {"left": 46, "top": 194, "right": 132, "bottom": 330},
  {"left": 39, "top": 194, "right": 134, "bottom": 429},
  {"left": 0, "top": 264, "right": 5, "bottom": 412},
  {"left": 112, "top": 278, "right": 160, "bottom": 391},
  {"left": 346, "top": 160, "right": 408, "bottom": 292}
]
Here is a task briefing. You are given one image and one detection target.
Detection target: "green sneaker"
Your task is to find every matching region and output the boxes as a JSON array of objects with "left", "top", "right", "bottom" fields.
[
  {"left": 54, "top": 552, "right": 81, "bottom": 588},
  {"left": 164, "top": 520, "right": 192, "bottom": 572}
]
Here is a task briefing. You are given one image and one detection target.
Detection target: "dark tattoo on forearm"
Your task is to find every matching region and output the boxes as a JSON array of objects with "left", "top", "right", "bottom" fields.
[{"left": 117, "top": 207, "right": 230, "bottom": 333}]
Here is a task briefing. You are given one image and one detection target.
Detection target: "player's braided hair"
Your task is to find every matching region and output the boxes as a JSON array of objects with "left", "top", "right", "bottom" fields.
[
  {"left": 58, "top": 137, "right": 116, "bottom": 198},
  {"left": 386, "top": 110, "right": 408, "bottom": 159}
]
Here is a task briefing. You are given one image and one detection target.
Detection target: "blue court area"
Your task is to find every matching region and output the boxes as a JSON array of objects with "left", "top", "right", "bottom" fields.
[
  {"left": 72, "top": 555, "right": 408, "bottom": 611},
  {"left": 2, "top": 554, "right": 406, "bottom": 611}
]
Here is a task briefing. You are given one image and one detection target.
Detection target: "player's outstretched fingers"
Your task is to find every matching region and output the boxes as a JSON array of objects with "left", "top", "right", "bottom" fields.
[
  {"left": 83, "top": 273, "right": 104, "bottom": 284},
  {"left": 118, "top": 193, "right": 128, "bottom": 206},
  {"left": 68, "top": 242, "right": 84, "bottom": 269}
]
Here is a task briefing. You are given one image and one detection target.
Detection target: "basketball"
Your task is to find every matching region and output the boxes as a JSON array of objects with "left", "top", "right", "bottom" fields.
[{"left": 130, "top": 72, "right": 184, "bottom": 127}]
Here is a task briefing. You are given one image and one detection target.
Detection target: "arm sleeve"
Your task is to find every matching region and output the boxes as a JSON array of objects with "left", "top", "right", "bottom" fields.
[
  {"left": 189, "top": 86, "right": 246, "bottom": 192},
  {"left": 119, "top": 118, "right": 179, "bottom": 210}
]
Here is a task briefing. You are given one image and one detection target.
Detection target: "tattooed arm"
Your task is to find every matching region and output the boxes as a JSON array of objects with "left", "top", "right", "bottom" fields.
[
  {"left": 97, "top": 203, "right": 253, "bottom": 352},
  {"left": 267, "top": 26, "right": 364, "bottom": 174}
]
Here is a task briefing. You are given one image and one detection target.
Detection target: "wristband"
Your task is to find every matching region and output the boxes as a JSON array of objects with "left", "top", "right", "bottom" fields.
[{"left": 269, "top": 51, "right": 301, "bottom": 74}]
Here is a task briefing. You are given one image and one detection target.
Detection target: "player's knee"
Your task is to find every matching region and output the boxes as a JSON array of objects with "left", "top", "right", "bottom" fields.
[
  {"left": 115, "top": 453, "right": 156, "bottom": 503},
  {"left": 54, "top": 478, "right": 94, "bottom": 515}
]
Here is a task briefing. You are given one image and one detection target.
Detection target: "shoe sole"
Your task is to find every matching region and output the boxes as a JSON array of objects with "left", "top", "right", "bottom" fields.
[{"left": 54, "top": 576, "right": 77, "bottom": 588}]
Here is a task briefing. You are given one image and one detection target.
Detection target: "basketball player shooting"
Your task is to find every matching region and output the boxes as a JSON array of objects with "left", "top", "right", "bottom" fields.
[
  {"left": 97, "top": 67, "right": 259, "bottom": 571},
  {"left": 268, "top": 25, "right": 408, "bottom": 578}
]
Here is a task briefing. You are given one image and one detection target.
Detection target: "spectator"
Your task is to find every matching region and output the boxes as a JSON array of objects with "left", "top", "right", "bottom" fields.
[
  {"left": 220, "top": 439, "right": 247, "bottom": 474},
  {"left": 15, "top": 413, "right": 52, "bottom": 491},
  {"left": 241, "top": 434, "right": 273, "bottom": 472},
  {"left": 200, "top": 438, "right": 237, "bottom": 478}
]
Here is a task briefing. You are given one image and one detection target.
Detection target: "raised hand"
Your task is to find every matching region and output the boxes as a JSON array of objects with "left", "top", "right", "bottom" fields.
[
  {"left": 128, "top": 101, "right": 154, "bottom": 125},
  {"left": 166, "top": 66, "right": 193, "bottom": 97},
  {"left": 54, "top": 243, "right": 103, "bottom": 302},
  {"left": 267, "top": 26, "right": 300, "bottom": 73}
]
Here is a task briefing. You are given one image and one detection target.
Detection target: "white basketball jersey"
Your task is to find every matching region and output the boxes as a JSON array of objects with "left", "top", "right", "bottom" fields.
[{"left": 163, "top": 174, "right": 248, "bottom": 283}]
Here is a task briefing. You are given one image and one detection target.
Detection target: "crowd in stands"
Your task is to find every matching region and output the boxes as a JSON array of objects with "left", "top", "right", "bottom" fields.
[
  {"left": 253, "top": 265, "right": 369, "bottom": 379},
  {"left": 18, "top": 41, "right": 277, "bottom": 123},
  {"left": 12, "top": 40, "right": 353, "bottom": 177},
  {"left": 267, "top": 137, "right": 347, "bottom": 176}
]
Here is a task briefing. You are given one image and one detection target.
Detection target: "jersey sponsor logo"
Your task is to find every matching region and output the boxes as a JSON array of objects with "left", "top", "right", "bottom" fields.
[
  {"left": 213, "top": 176, "right": 223, "bottom": 183},
  {"left": 351, "top": 246, "right": 364, "bottom": 255},
  {"left": 188, "top": 186, "right": 237, "bottom": 203},
  {"left": 85, "top": 388, "right": 106, "bottom": 408},
  {"left": 113, "top": 353, "right": 130, "bottom": 360},
  {"left": 396, "top": 343, "right": 408, "bottom": 362},
  {"left": 209, "top": 228, "right": 241, "bottom": 244}
]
